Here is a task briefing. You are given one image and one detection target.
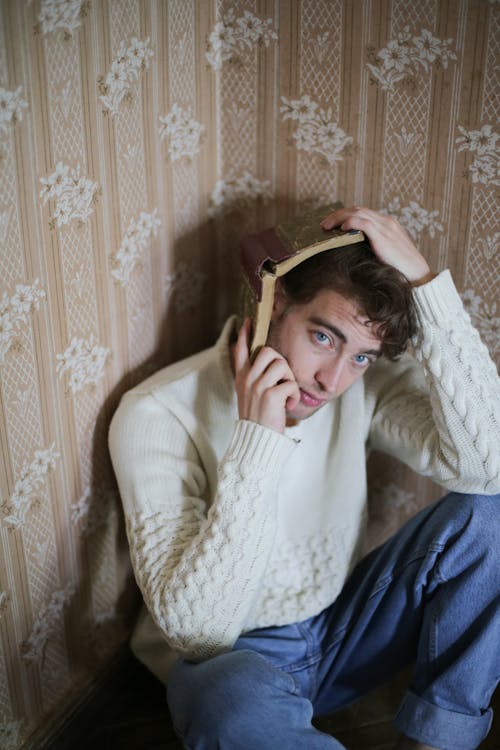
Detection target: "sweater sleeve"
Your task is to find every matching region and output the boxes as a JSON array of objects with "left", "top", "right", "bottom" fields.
[
  {"left": 108, "top": 391, "right": 296, "bottom": 661},
  {"left": 368, "top": 270, "right": 500, "bottom": 493}
]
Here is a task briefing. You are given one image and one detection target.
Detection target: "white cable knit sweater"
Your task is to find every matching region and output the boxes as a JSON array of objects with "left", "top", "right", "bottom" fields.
[{"left": 109, "top": 271, "right": 500, "bottom": 682}]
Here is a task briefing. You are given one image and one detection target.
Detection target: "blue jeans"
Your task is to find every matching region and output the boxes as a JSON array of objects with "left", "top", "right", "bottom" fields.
[{"left": 166, "top": 493, "right": 500, "bottom": 749}]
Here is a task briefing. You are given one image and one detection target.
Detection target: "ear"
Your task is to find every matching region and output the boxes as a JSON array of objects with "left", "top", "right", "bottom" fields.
[{"left": 271, "top": 280, "right": 288, "bottom": 321}]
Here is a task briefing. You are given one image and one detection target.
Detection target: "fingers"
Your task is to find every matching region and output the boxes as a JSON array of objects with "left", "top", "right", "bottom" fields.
[
  {"left": 321, "top": 206, "right": 413, "bottom": 244},
  {"left": 245, "top": 346, "right": 295, "bottom": 390},
  {"left": 320, "top": 205, "right": 364, "bottom": 230},
  {"left": 237, "top": 346, "right": 295, "bottom": 409},
  {"left": 285, "top": 384, "right": 300, "bottom": 412},
  {"left": 268, "top": 379, "right": 300, "bottom": 412},
  {"left": 232, "top": 318, "right": 251, "bottom": 375},
  {"left": 320, "top": 210, "right": 341, "bottom": 231},
  {"left": 244, "top": 376, "right": 300, "bottom": 433},
  {"left": 320, "top": 206, "right": 431, "bottom": 282},
  {"left": 321, "top": 206, "right": 385, "bottom": 232},
  {"left": 234, "top": 343, "right": 299, "bottom": 432},
  {"left": 234, "top": 322, "right": 296, "bottom": 387}
]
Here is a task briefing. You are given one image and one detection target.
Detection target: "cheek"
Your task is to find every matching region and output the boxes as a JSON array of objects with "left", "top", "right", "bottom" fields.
[
  {"left": 341, "top": 368, "right": 365, "bottom": 392},
  {"left": 293, "top": 360, "right": 326, "bottom": 392},
  {"left": 271, "top": 327, "right": 297, "bottom": 364},
  {"left": 283, "top": 342, "right": 311, "bottom": 381}
]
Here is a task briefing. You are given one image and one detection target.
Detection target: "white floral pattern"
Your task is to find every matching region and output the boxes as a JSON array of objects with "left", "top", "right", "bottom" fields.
[
  {"left": 165, "top": 261, "right": 206, "bottom": 314},
  {"left": 71, "top": 486, "right": 91, "bottom": 527},
  {"left": 54, "top": 78, "right": 74, "bottom": 121},
  {"left": 0, "top": 280, "right": 46, "bottom": 364},
  {"left": 89, "top": 606, "right": 126, "bottom": 658},
  {"left": 456, "top": 124, "right": 500, "bottom": 187},
  {"left": 206, "top": 9, "right": 277, "bottom": 70},
  {"left": 159, "top": 104, "right": 205, "bottom": 162},
  {"left": 367, "top": 27, "right": 457, "bottom": 91},
  {"left": 111, "top": 209, "right": 161, "bottom": 286},
  {"left": 56, "top": 336, "right": 110, "bottom": 394},
  {"left": 20, "top": 584, "right": 75, "bottom": 662},
  {"left": 0, "top": 205, "right": 12, "bottom": 241},
  {"left": 462, "top": 290, "right": 499, "bottom": 353},
  {"left": 384, "top": 198, "right": 444, "bottom": 240},
  {"left": 0, "top": 7, "right": 498, "bottom": 747},
  {"left": 12, "top": 388, "right": 30, "bottom": 419},
  {"left": 368, "top": 482, "right": 418, "bottom": 547},
  {"left": 71, "top": 485, "right": 116, "bottom": 535},
  {"left": 0, "top": 87, "right": 28, "bottom": 138},
  {"left": 40, "top": 162, "right": 98, "bottom": 228},
  {"left": 37, "top": 0, "right": 87, "bottom": 36},
  {"left": 2, "top": 444, "right": 59, "bottom": 530},
  {"left": 394, "top": 126, "right": 420, "bottom": 157},
  {"left": 476, "top": 233, "right": 499, "bottom": 261},
  {"left": 280, "top": 95, "right": 352, "bottom": 165},
  {"left": 371, "top": 482, "right": 418, "bottom": 513},
  {"left": 33, "top": 540, "right": 50, "bottom": 567},
  {"left": 0, "top": 719, "right": 24, "bottom": 750},
  {"left": 99, "top": 37, "right": 154, "bottom": 116},
  {"left": 310, "top": 31, "right": 332, "bottom": 65},
  {"left": 208, "top": 171, "right": 273, "bottom": 217},
  {"left": 225, "top": 101, "right": 252, "bottom": 134}
]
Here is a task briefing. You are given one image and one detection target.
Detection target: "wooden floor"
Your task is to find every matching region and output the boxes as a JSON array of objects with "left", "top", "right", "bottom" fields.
[{"left": 37, "top": 646, "right": 500, "bottom": 750}]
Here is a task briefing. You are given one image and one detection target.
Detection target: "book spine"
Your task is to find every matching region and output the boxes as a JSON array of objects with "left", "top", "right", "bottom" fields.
[
  {"left": 240, "top": 228, "right": 293, "bottom": 301},
  {"left": 236, "top": 268, "right": 258, "bottom": 331}
]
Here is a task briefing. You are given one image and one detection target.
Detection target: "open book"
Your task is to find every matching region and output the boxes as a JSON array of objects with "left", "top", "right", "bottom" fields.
[{"left": 238, "top": 203, "right": 365, "bottom": 355}]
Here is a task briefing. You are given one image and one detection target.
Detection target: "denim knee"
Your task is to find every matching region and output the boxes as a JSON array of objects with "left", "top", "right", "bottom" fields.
[
  {"left": 166, "top": 649, "right": 300, "bottom": 744},
  {"left": 167, "top": 651, "right": 248, "bottom": 738},
  {"left": 431, "top": 492, "right": 500, "bottom": 576},
  {"left": 403, "top": 492, "right": 500, "bottom": 746}
]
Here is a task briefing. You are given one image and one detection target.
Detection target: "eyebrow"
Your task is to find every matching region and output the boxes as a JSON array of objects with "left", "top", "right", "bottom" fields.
[{"left": 309, "top": 316, "right": 382, "bottom": 357}]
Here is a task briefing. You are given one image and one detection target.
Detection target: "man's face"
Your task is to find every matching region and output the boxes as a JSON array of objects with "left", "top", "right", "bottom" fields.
[{"left": 267, "top": 287, "right": 383, "bottom": 421}]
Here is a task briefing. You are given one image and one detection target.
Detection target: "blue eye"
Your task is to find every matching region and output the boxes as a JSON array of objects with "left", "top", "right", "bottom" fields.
[
  {"left": 314, "top": 331, "right": 330, "bottom": 345},
  {"left": 354, "top": 354, "right": 370, "bottom": 366}
]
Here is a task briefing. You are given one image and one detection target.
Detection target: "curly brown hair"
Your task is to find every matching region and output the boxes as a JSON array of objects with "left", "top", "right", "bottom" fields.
[{"left": 279, "top": 241, "right": 417, "bottom": 359}]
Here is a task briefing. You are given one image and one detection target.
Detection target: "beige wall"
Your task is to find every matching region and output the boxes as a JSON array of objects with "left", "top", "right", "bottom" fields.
[{"left": 0, "top": 1, "right": 498, "bottom": 747}]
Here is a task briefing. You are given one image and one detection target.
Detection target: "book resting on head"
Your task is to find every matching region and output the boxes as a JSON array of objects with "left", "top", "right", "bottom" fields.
[{"left": 238, "top": 203, "right": 365, "bottom": 356}]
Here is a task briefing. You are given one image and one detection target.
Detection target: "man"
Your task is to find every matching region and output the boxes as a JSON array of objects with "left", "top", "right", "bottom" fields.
[{"left": 109, "top": 207, "right": 500, "bottom": 750}]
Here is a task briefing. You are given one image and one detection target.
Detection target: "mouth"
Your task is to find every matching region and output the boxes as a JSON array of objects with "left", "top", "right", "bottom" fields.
[{"left": 299, "top": 388, "right": 326, "bottom": 408}]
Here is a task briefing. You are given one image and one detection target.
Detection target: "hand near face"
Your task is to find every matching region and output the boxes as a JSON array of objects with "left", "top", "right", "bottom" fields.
[
  {"left": 321, "top": 206, "right": 435, "bottom": 285},
  {"left": 232, "top": 319, "right": 300, "bottom": 434}
]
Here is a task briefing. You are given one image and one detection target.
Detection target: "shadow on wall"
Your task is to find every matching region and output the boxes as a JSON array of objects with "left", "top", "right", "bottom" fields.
[
  {"left": 79, "top": 194, "right": 428, "bottom": 675},
  {"left": 78, "top": 198, "right": 280, "bottom": 671},
  {"left": 80, "top": 192, "right": 424, "bottom": 662}
]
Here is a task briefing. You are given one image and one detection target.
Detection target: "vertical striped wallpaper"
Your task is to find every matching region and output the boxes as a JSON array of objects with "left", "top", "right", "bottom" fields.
[{"left": 0, "top": 1, "right": 498, "bottom": 746}]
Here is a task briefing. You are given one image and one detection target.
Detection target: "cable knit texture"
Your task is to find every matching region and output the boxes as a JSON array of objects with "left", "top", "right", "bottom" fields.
[
  {"left": 108, "top": 274, "right": 500, "bottom": 681},
  {"left": 369, "top": 271, "right": 500, "bottom": 491}
]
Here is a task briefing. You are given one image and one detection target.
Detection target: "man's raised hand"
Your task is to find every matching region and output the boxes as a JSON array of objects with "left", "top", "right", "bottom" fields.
[
  {"left": 321, "top": 206, "right": 435, "bottom": 286},
  {"left": 232, "top": 319, "right": 300, "bottom": 434}
]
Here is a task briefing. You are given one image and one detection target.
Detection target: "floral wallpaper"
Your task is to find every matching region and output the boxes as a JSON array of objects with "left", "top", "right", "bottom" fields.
[{"left": 0, "top": 1, "right": 498, "bottom": 747}]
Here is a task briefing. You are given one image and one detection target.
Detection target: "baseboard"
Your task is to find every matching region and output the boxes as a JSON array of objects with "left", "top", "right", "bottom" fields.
[{"left": 22, "top": 646, "right": 132, "bottom": 750}]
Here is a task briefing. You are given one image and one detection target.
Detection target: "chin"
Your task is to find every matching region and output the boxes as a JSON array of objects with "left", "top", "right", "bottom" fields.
[{"left": 286, "top": 403, "right": 322, "bottom": 422}]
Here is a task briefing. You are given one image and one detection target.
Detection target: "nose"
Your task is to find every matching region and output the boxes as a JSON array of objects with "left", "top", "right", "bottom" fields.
[{"left": 315, "top": 357, "right": 346, "bottom": 397}]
